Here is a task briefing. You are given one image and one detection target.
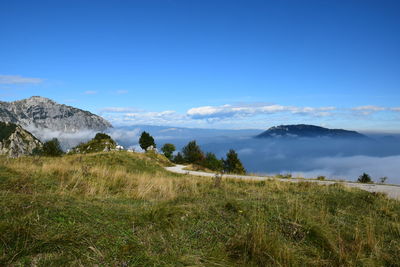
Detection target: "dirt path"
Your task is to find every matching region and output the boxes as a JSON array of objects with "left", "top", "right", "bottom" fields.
[{"left": 165, "top": 165, "right": 400, "bottom": 200}]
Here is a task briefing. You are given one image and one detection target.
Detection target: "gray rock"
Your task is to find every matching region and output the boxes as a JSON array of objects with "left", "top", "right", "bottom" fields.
[
  {"left": 0, "top": 96, "right": 112, "bottom": 133},
  {"left": 0, "top": 122, "right": 43, "bottom": 157}
]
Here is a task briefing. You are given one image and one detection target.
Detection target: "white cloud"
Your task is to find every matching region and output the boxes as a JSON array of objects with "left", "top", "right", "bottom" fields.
[
  {"left": 84, "top": 90, "right": 97, "bottom": 95},
  {"left": 101, "top": 107, "right": 141, "bottom": 113},
  {"left": 103, "top": 108, "right": 187, "bottom": 126},
  {"left": 115, "top": 90, "right": 128, "bottom": 94},
  {"left": 352, "top": 105, "right": 386, "bottom": 115},
  {"left": 0, "top": 75, "right": 43, "bottom": 84},
  {"left": 352, "top": 105, "right": 386, "bottom": 111},
  {"left": 125, "top": 110, "right": 177, "bottom": 119},
  {"left": 97, "top": 103, "right": 400, "bottom": 130},
  {"left": 187, "top": 104, "right": 337, "bottom": 119}
]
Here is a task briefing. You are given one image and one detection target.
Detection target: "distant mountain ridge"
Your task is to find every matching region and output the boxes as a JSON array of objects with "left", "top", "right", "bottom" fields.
[
  {"left": 0, "top": 96, "right": 112, "bottom": 133},
  {"left": 256, "top": 124, "right": 366, "bottom": 139}
]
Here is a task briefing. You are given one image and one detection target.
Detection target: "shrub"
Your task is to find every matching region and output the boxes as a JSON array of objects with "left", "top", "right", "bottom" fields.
[
  {"left": 357, "top": 173, "right": 372, "bottom": 183},
  {"left": 317, "top": 176, "right": 326, "bottom": 180},
  {"left": 277, "top": 173, "right": 292, "bottom": 179},
  {"left": 161, "top": 143, "right": 175, "bottom": 160},
  {"left": 42, "top": 138, "right": 63, "bottom": 157},
  {"left": 94, "top": 132, "right": 112, "bottom": 140},
  {"left": 139, "top": 131, "right": 156, "bottom": 150}
]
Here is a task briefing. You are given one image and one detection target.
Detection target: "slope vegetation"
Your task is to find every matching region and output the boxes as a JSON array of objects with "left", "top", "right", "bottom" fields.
[
  {"left": 0, "top": 121, "right": 43, "bottom": 157},
  {"left": 0, "top": 151, "right": 399, "bottom": 266}
]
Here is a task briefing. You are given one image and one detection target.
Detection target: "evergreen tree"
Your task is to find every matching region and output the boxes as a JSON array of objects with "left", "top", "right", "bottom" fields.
[
  {"left": 139, "top": 131, "right": 156, "bottom": 150},
  {"left": 182, "top": 140, "right": 204, "bottom": 164},
  {"left": 223, "top": 149, "right": 246, "bottom": 174},
  {"left": 358, "top": 173, "right": 372, "bottom": 183},
  {"left": 173, "top": 152, "right": 185, "bottom": 164},
  {"left": 203, "top": 152, "right": 223, "bottom": 171},
  {"left": 42, "top": 138, "right": 64, "bottom": 157},
  {"left": 161, "top": 143, "right": 176, "bottom": 159}
]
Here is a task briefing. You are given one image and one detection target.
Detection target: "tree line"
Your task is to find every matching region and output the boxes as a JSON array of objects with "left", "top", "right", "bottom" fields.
[{"left": 139, "top": 131, "right": 246, "bottom": 175}]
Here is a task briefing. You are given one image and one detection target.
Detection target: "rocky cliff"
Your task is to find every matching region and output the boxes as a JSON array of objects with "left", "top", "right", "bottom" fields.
[
  {"left": 0, "top": 122, "right": 43, "bottom": 157},
  {"left": 0, "top": 96, "right": 112, "bottom": 133}
]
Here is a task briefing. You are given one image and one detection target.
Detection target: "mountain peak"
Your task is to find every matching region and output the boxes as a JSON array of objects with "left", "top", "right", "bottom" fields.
[
  {"left": 27, "top": 95, "right": 52, "bottom": 101},
  {"left": 256, "top": 124, "right": 366, "bottom": 139},
  {"left": 0, "top": 96, "right": 112, "bottom": 136}
]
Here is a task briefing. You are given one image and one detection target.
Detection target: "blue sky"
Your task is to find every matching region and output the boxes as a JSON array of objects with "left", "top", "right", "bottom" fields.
[{"left": 1, "top": 0, "right": 399, "bottom": 132}]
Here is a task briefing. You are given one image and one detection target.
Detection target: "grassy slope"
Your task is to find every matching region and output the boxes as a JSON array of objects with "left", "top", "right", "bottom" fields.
[{"left": 0, "top": 152, "right": 399, "bottom": 266}]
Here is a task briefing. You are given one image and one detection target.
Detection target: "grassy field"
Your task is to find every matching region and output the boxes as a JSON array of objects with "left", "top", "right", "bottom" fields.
[{"left": 1, "top": 151, "right": 400, "bottom": 266}]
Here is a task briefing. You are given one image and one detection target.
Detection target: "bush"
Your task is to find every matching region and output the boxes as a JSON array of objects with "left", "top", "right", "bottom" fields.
[
  {"left": 139, "top": 131, "right": 156, "bottom": 150},
  {"left": 42, "top": 138, "right": 63, "bottom": 157},
  {"left": 94, "top": 132, "right": 112, "bottom": 140},
  {"left": 161, "top": 143, "right": 175, "bottom": 160},
  {"left": 317, "top": 176, "right": 326, "bottom": 180},
  {"left": 358, "top": 173, "right": 372, "bottom": 183}
]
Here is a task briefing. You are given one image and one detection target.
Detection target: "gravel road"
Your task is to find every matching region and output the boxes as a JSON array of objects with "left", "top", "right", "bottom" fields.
[{"left": 165, "top": 165, "right": 400, "bottom": 200}]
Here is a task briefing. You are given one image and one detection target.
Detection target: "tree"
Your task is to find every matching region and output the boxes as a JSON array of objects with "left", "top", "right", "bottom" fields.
[
  {"left": 358, "top": 173, "right": 372, "bottom": 183},
  {"left": 161, "top": 143, "right": 175, "bottom": 159},
  {"left": 182, "top": 140, "right": 204, "bottom": 164},
  {"left": 42, "top": 138, "right": 64, "bottom": 156},
  {"left": 139, "top": 131, "right": 156, "bottom": 150},
  {"left": 203, "top": 152, "right": 223, "bottom": 172},
  {"left": 173, "top": 152, "right": 185, "bottom": 164},
  {"left": 379, "top": 177, "right": 388, "bottom": 183},
  {"left": 223, "top": 149, "right": 246, "bottom": 175}
]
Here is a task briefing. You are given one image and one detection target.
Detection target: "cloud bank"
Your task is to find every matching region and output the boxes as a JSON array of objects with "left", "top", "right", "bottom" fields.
[
  {"left": 99, "top": 102, "right": 400, "bottom": 131},
  {"left": 0, "top": 75, "right": 43, "bottom": 84},
  {"left": 187, "top": 104, "right": 336, "bottom": 119}
]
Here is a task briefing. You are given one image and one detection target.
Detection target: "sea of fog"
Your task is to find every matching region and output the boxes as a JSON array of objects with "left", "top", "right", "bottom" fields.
[{"left": 31, "top": 125, "right": 400, "bottom": 184}]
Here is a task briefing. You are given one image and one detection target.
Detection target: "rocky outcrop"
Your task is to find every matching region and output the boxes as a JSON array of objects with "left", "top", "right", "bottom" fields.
[
  {"left": 0, "top": 122, "right": 43, "bottom": 157},
  {"left": 0, "top": 96, "right": 112, "bottom": 133},
  {"left": 69, "top": 133, "right": 117, "bottom": 154}
]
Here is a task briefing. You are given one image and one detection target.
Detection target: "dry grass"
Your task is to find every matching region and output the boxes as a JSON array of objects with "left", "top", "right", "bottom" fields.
[
  {"left": 3, "top": 152, "right": 203, "bottom": 201},
  {"left": 1, "top": 152, "right": 400, "bottom": 266}
]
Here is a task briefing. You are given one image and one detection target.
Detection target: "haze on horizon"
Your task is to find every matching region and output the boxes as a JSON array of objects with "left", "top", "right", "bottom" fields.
[{"left": 1, "top": 0, "right": 399, "bottom": 133}]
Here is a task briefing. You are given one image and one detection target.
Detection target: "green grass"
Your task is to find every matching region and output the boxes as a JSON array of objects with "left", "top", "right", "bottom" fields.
[{"left": 0, "top": 152, "right": 399, "bottom": 266}]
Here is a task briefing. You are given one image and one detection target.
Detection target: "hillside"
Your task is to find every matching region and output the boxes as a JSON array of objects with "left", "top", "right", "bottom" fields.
[
  {"left": 69, "top": 133, "right": 117, "bottom": 154},
  {"left": 0, "top": 96, "right": 112, "bottom": 133},
  {"left": 256, "top": 124, "right": 366, "bottom": 139},
  {"left": 0, "top": 121, "right": 42, "bottom": 157},
  {"left": 1, "top": 151, "right": 399, "bottom": 266}
]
